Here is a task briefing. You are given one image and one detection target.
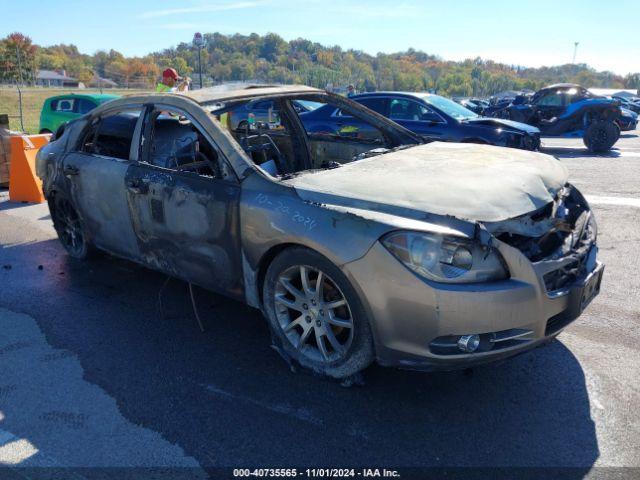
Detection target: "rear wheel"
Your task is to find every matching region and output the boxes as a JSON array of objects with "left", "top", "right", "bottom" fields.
[
  {"left": 49, "top": 194, "right": 93, "bottom": 259},
  {"left": 583, "top": 120, "right": 620, "bottom": 152},
  {"left": 263, "top": 247, "right": 374, "bottom": 379}
]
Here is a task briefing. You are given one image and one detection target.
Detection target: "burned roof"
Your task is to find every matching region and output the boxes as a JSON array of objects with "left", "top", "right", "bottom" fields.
[{"left": 184, "top": 84, "right": 322, "bottom": 104}]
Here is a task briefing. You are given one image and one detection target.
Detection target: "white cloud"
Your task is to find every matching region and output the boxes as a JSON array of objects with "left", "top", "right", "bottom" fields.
[{"left": 140, "top": 1, "right": 265, "bottom": 19}]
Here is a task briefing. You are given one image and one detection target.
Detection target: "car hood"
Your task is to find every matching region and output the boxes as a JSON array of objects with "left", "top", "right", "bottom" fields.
[
  {"left": 462, "top": 117, "right": 540, "bottom": 134},
  {"left": 286, "top": 142, "right": 568, "bottom": 223}
]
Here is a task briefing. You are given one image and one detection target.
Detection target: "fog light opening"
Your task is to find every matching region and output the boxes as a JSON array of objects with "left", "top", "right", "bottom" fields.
[{"left": 457, "top": 334, "right": 480, "bottom": 353}]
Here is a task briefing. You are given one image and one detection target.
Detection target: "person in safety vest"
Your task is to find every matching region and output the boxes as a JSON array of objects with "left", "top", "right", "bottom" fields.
[{"left": 156, "top": 68, "right": 189, "bottom": 92}]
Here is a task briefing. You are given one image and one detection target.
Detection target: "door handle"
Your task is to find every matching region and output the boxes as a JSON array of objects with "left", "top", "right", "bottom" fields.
[
  {"left": 63, "top": 165, "right": 79, "bottom": 176},
  {"left": 126, "top": 179, "right": 149, "bottom": 195}
]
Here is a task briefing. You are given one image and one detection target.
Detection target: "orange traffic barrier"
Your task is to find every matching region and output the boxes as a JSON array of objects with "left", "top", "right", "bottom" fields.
[{"left": 8, "top": 134, "right": 51, "bottom": 204}]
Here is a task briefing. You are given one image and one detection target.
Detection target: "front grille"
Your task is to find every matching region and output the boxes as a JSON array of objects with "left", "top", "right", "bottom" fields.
[{"left": 543, "top": 258, "right": 583, "bottom": 293}]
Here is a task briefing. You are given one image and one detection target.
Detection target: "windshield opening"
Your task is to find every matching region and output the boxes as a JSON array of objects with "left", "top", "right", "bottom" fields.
[{"left": 209, "top": 93, "right": 421, "bottom": 179}]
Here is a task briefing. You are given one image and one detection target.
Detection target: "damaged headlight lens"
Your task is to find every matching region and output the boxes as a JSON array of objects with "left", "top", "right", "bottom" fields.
[{"left": 382, "top": 231, "right": 509, "bottom": 283}]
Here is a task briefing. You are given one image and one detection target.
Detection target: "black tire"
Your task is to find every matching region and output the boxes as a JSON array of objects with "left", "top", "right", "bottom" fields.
[
  {"left": 263, "top": 247, "right": 375, "bottom": 379},
  {"left": 583, "top": 120, "right": 620, "bottom": 152},
  {"left": 39, "top": 129, "right": 52, "bottom": 134},
  {"left": 49, "top": 193, "right": 94, "bottom": 260}
]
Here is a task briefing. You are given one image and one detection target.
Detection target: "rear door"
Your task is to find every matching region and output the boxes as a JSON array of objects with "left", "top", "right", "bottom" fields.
[
  {"left": 62, "top": 106, "right": 144, "bottom": 259},
  {"left": 125, "top": 104, "right": 243, "bottom": 297}
]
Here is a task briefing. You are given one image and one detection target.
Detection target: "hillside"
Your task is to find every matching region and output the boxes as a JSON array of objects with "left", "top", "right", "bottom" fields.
[{"left": 1, "top": 31, "right": 639, "bottom": 97}]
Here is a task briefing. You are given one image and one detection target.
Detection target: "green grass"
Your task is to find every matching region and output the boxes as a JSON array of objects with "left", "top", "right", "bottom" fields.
[{"left": 0, "top": 87, "right": 148, "bottom": 134}]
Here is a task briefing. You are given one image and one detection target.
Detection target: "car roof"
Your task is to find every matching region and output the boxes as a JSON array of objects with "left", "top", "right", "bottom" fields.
[
  {"left": 352, "top": 91, "right": 435, "bottom": 100},
  {"left": 183, "top": 84, "right": 322, "bottom": 104},
  {"left": 539, "top": 83, "right": 583, "bottom": 91},
  {"left": 46, "top": 93, "right": 119, "bottom": 102}
]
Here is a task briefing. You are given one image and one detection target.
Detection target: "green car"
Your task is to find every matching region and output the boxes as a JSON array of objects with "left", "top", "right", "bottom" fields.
[{"left": 39, "top": 93, "right": 119, "bottom": 134}]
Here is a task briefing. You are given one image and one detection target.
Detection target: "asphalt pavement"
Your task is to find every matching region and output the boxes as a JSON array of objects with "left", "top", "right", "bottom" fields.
[{"left": 0, "top": 132, "right": 639, "bottom": 479}]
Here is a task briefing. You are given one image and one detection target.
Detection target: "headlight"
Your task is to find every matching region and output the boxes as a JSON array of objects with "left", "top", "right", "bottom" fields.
[{"left": 381, "top": 231, "right": 509, "bottom": 283}]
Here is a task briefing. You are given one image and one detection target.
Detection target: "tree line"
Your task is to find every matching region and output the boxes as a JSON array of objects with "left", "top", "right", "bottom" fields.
[{"left": 1, "top": 31, "right": 639, "bottom": 97}]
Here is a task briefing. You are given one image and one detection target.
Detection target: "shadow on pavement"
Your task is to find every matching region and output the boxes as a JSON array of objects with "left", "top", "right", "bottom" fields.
[
  {"left": 0, "top": 200, "right": 42, "bottom": 212},
  {"left": 0, "top": 239, "right": 600, "bottom": 474}
]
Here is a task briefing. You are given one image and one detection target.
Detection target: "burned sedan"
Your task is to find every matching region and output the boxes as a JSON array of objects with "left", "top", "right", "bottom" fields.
[{"left": 36, "top": 85, "right": 603, "bottom": 379}]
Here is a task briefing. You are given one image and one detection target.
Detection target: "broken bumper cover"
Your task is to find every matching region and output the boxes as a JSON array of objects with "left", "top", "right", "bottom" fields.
[{"left": 343, "top": 241, "right": 603, "bottom": 371}]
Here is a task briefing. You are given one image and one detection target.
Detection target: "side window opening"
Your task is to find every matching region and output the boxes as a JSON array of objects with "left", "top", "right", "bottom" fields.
[
  {"left": 389, "top": 99, "right": 442, "bottom": 123},
  {"left": 535, "top": 93, "right": 563, "bottom": 107},
  {"left": 146, "top": 109, "right": 226, "bottom": 180},
  {"left": 79, "top": 108, "right": 141, "bottom": 161},
  {"left": 215, "top": 99, "right": 303, "bottom": 177},
  {"left": 357, "top": 97, "right": 387, "bottom": 115}
]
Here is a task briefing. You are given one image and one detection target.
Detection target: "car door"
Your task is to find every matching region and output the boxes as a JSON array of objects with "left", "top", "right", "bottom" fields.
[
  {"left": 62, "top": 106, "right": 144, "bottom": 259},
  {"left": 125, "top": 104, "right": 243, "bottom": 297},
  {"left": 388, "top": 98, "right": 447, "bottom": 140}
]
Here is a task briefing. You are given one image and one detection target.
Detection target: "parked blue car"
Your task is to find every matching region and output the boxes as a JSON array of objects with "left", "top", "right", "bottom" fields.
[{"left": 300, "top": 92, "right": 541, "bottom": 151}]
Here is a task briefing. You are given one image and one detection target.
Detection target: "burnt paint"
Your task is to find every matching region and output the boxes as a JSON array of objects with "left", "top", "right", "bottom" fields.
[
  {"left": 62, "top": 151, "right": 141, "bottom": 259},
  {"left": 125, "top": 163, "right": 243, "bottom": 299}
]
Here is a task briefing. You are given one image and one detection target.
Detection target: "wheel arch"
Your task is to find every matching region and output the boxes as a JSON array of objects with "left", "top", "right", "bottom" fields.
[{"left": 253, "top": 242, "right": 320, "bottom": 308}]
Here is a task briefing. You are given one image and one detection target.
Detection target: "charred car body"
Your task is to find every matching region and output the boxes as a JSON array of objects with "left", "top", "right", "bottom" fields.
[
  {"left": 36, "top": 85, "right": 603, "bottom": 379},
  {"left": 488, "top": 83, "right": 622, "bottom": 152}
]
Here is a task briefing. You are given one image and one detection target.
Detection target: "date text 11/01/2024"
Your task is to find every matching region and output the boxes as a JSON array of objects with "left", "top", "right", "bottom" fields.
[{"left": 233, "top": 468, "right": 401, "bottom": 477}]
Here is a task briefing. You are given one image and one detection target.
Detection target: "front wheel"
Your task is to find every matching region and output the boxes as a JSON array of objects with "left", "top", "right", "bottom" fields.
[
  {"left": 583, "top": 120, "right": 620, "bottom": 152},
  {"left": 263, "top": 247, "right": 374, "bottom": 379}
]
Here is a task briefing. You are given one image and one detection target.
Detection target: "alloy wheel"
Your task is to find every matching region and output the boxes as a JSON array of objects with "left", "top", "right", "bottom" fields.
[{"left": 274, "top": 265, "right": 354, "bottom": 363}]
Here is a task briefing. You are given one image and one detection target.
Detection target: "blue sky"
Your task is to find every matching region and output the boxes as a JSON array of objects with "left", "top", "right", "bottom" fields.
[{"left": 3, "top": 0, "right": 639, "bottom": 74}]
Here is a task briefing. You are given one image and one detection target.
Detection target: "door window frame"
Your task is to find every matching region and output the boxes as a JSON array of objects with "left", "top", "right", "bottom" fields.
[
  {"left": 389, "top": 97, "right": 447, "bottom": 124},
  {"left": 139, "top": 103, "right": 238, "bottom": 184},
  {"left": 74, "top": 104, "right": 147, "bottom": 163}
]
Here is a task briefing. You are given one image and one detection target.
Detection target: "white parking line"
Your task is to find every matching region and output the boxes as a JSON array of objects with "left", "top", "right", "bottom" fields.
[{"left": 586, "top": 195, "right": 640, "bottom": 208}]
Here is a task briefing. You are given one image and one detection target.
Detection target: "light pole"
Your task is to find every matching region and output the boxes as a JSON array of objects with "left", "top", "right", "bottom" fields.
[
  {"left": 193, "top": 32, "right": 206, "bottom": 89},
  {"left": 572, "top": 42, "right": 579, "bottom": 64}
]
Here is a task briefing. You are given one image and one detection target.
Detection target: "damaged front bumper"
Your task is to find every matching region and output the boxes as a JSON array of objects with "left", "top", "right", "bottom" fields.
[
  {"left": 343, "top": 239, "right": 603, "bottom": 371},
  {"left": 342, "top": 184, "right": 603, "bottom": 371}
]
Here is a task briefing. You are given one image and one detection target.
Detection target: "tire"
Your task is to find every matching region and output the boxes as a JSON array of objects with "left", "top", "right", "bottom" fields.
[
  {"left": 39, "top": 129, "right": 52, "bottom": 134},
  {"left": 263, "top": 247, "right": 375, "bottom": 379},
  {"left": 49, "top": 193, "right": 94, "bottom": 260},
  {"left": 583, "top": 120, "right": 620, "bottom": 152}
]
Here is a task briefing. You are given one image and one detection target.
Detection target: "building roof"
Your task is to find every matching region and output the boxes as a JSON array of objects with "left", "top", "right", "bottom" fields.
[{"left": 36, "top": 70, "right": 77, "bottom": 81}]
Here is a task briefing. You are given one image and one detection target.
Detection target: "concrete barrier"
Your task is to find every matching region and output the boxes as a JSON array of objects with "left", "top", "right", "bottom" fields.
[{"left": 8, "top": 134, "right": 51, "bottom": 203}]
